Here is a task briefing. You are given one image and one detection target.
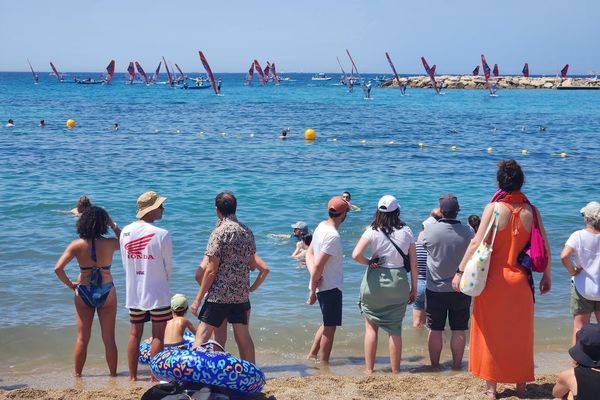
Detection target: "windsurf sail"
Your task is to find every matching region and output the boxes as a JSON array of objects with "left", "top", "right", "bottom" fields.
[
  {"left": 421, "top": 56, "right": 440, "bottom": 94},
  {"left": 105, "top": 60, "right": 116, "bottom": 84},
  {"left": 472, "top": 65, "right": 480, "bottom": 76},
  {"left": 560, "top": 64, "right": 569, "bottom": 78},
  {"left": 481, "top": 54, "right": 494, "bottom": 95},
  {"left": 522, "top": 63, "right": 529, "bottom": 77},
  {"left": 270, "top": 62, "right": 280, "bottom": 84},
  {"left": 175, "top": 63, "right": 186, "bottom": 82},
  {"left": 385, "top": 52, "right": 405, "bottom": 95},
  {"left": 152, "top": 61, "right": 162, "bottom": 83},
  {"left": 27, "top": 59, "right": 39, "bottom": 83},
  {"left": 162, "top": 57, "right": 173, "bottom": 86},
  {"left": 50, "top": 62, "right": 62, "bottom": 82},
  {"left": 254, "top": 60, "right": 267, "bottom": 85},
  {"left": 198, "top": 51, "right": 219, "bottom": 94},
  {"left": 244, "top": 62, "right": 255, "bottom": 85},
  {"left": 336, "top": 56, "right": 348, "bottom": 82},
  {"left": 264, "top": 63, "right": 271, "bottom": 82},
  {"left": 127, "top": 62, "right": 136, "bottom": 84},
  {"left": 493, "top": 64, "right": 499, "bottom": 77},
  {"left": 347, "top": 49, "right": 370, "bottom": 97},
  {"left": 135, "top": 62, "right": 149, "bottom": 85}
]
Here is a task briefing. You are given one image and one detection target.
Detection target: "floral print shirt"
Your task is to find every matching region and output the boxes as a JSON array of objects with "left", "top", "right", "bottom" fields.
[{"left": 205, "top": 215, "right": 256, "bottom": 303}]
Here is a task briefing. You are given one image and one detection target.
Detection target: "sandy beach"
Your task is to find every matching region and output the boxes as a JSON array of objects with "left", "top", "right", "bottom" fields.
[{"left": 0, "top": 373, "right": 559, "bottom": 399}]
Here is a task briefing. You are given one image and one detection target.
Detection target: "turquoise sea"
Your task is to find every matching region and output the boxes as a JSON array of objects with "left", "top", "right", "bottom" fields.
[{"left": 0, "top": 72, "right": 599, "bottom": 384}]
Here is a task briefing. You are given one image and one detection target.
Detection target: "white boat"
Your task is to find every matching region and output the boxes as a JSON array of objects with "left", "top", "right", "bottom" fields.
[{"left": 311, "top": 73, "right": 332, "bottom": 81}]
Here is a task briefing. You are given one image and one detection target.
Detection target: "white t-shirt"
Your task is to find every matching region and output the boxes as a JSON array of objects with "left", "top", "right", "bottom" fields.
[
  {"left": 310, "top": 221, "right": 343, "bottom": 293},
  {"left": 120, "top": 221, "right": 173, "bottom": 310},
  {"left": 362, "top": 226, "right": 415, "bottom": 269},
  {"left": 566, "top": 229, "right": 600, "bottom": 301}
]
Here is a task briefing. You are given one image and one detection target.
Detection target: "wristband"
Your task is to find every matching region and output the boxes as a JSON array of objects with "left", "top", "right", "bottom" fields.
[{"left": 455, "top": 270, "right": 464, "bottom": 275}]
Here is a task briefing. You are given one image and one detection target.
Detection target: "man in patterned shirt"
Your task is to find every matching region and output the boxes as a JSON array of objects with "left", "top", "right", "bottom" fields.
[{"left": 191, "top": 191, "right": 257, "bottom": 362}]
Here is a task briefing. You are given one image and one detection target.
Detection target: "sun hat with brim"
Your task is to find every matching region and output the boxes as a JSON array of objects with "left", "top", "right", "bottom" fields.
[
  {"left": 378, "top": 195, "right": 399, "bottom": 213},
  {"left": 568, "top": 323, "right": 600, "bottom": 368},
  {"left": 136, "top": 191, "right": 167, "bottom": 219},
  {"left": 581, "top": 201, "right": 600, "bottom": 222},
  {"left": 170, "top": 293, "right": 188, "bottom": 311}
]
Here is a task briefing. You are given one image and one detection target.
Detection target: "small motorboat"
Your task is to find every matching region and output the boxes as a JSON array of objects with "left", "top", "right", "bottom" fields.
[
  {"left": 311, "top": 73, "right": 332, "bottom": 81},
  {"left": 75, "top": 78, "right": 104, "bottom": 85}
]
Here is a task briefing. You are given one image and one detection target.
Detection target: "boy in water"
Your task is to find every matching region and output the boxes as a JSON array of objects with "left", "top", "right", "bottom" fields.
[{"left": 163, "top": 294, "right": 196, "bottom": 350}]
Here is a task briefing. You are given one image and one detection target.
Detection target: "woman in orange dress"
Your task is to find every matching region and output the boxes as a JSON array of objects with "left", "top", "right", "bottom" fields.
[{"left": 453, "top": 160, "right": 552, "bottom": 399}]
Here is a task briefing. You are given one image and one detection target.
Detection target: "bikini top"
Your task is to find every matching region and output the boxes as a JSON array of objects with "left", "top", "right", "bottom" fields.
[{"left": 79, "top": 238, "right": 111, "bottom": 286}]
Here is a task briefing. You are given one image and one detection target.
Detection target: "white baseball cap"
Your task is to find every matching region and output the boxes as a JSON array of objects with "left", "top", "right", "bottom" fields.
[{"left": 377, "top": 195, "right": 399, "bottom": 213}]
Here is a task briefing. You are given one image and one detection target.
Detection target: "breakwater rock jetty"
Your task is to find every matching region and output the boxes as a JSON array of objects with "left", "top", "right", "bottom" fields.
[{"left": 379, "top": 75, "right": 600, "bottom": 90}]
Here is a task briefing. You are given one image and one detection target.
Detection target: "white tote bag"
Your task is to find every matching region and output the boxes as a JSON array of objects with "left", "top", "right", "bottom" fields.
[{"left": 460, "top": 203, "right": 500, "bottom": 297}]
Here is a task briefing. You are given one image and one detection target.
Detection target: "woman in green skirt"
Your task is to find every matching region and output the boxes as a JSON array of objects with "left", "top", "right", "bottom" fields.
[{"left": 352, "top": 195, "right": 417, "bottom": 374}]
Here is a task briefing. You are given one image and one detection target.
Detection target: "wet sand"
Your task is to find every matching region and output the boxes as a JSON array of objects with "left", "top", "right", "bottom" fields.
[{"left": 0, "top": 373, "right": 559, "bottom": 399}]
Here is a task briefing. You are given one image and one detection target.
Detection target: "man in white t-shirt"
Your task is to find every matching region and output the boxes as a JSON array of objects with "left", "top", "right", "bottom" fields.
[
  {"left": 120, "top": 191, "right": 172, "bottom": 381},
  {"left": 305, "top": 195, "right": 350, "bottom": 363}
]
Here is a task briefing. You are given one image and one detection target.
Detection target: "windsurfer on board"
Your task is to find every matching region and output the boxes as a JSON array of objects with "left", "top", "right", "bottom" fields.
[
  {"left": 365, "top": 81, "right": 372, "bottom": 99},
  {"left": 217, "top": 79, "right": 222, "bottom": 94}
]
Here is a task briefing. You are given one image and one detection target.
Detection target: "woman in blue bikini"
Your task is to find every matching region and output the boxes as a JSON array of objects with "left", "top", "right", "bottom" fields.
[{"left": 55, "top": 206, "right": 121, "bottom": 377}]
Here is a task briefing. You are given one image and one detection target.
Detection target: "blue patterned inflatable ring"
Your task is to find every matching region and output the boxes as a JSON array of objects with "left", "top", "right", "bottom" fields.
[
  {"left": 149, "top": 349, "right": 266, "bottom": 394},
  {"left": 139, "top": 331, "right": 195, "bottom": 364}
]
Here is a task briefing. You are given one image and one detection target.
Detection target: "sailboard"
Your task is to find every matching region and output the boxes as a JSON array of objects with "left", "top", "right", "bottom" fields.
[
  {"left": 522, "top": 63, "right": 529, "bottom": 77},
  {"left": 127, "top": 62, "right": 136, "bottom": 84},
  {"left": 175, "top": 63, "right": 186, "bottom": 83},
  {"left": 492, "top": 64, "right": 499, "bottom": 77},
  {"left": 163, "top": 57, "right": 173, "bottom": 86},
  {"left": 269, "top": 62, "right": 280, "bottom": 84},
  {"left": 481, "top": 54, "right": 495, "bottom": 96},
  {"left": 560, "top": 64, "right": 569, "bottom": 78},
  {"left": 421, "top": 56, "right": 440, "bottom": 94},
  {"left": 346, "top": 49, "right": 371, "bottom": 98},
  {"left": 50, "top": 62, "right": 63, "bottom": 82},
  {"left": 152, "top": 61, "right": 162, "bottom": 84},
  {"left": 253, "top": 60, "right": 267, "bottom": 86},
  {"left": 198, "top": 51, "right": 219, "bottom": 95},
  {"left": 135, "top": 62, "right": 149, "bottom": 85},
  {"left": 472, "top": 65, "right": 480, "bottom": 76},
  {"left": 244, "top": 62, "right": 255, "bottom": 85},
  {"left": 105, "top": 60, "right": 116, "bottom": 84},
  {"left": 385, "top": 52, "right": 405, "bottom": 95},
  {"left": 27, "top": 59, "right": 39, "bottom": 84}
]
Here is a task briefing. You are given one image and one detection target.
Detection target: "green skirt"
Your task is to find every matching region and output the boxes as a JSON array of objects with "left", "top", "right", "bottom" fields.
[{"left": 358, "top": 267, "right": 409, "bottom": 336}]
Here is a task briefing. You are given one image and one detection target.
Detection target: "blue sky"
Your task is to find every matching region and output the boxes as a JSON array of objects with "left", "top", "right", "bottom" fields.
[{"left": 1, "top": 0, "right": 598, "bottom": 74}]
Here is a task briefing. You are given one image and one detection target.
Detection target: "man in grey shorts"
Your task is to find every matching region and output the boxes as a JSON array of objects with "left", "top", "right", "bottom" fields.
[{"left": 422, "top": 193, "right": 473, "bottom": 369}]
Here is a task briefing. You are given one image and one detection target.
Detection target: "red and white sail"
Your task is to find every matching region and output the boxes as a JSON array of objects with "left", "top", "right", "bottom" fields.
[
  {"left": 162, "top": 57, "right": 173, "bottom": 86},
  {"left": 522, "top": 63, "right": 529, "bottom": 77},
  {"left": 27, "top": 59, "right": 39, "bottom": 83},
  {"left": 492, "top": 64, "right": 499, "bottom": 77},
  {"left": 254, "top": 60, "right": 267, "bottom": 85},
  {"left": 135, "top": 62, "right": 149, "bottom": 85},
  {"left": 198, "top": 51, "right": 219, "bottom": 95},
  {"left": 560, "top": 64, "right": 569, "bottom": 78},
  {"left": 152, "top": 61, "right": 162, "bottom": 83},
  {"left": 385, "top": 52, "right": 404, "bottom": 95},
  {"left": 175, "top": 63, "right": 186, "bottom": 82},
  {"left": 270, "top": 62, "right": 280, "bottom": 84},
  {"left": 105, "top": 60, "right": 116, "bottom": 84},
  {"left": 50, "top": 62, "right": 62, "bottom": 81},
  {"left": 127, "top": 62, "right": 136, "bottom": 84},
  {"left": 481, "top": 54, "right": 494, "bottom": 95},
  {"left": 244, "top": 62, "right": 255, "bottom": 85},
  {"left": 264, "top": 63, "right": 271, "bottom": 82},
  {"left": 421, "top": 56, "right": 440, "bottom": 94},
  {"left": 472, "top": 65, "right": 480, "bottom": 76}
]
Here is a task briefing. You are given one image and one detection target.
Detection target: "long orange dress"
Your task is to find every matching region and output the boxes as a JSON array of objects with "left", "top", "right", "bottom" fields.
[{"left": 469, "top": 202, "right": 534, "bottom": 383}]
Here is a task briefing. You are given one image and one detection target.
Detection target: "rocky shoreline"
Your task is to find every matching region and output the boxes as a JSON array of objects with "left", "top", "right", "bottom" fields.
[{"left": 378, "top": 75, "right": 600, "bottom": 90}]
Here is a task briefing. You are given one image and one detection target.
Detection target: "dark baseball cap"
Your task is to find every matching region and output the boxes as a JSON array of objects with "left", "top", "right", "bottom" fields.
[{"left": 439, "top": 193, "right": 460, "bottom": 213}]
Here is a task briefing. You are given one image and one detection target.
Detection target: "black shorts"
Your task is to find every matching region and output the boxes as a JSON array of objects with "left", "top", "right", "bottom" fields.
[
  {"left": 317, "top": 288, "right": 342, "bottom": 327},
  {"left": 198, "top": 301, "right": 251, "bottom": 327},
  {"left": 425, "top": 289, "right": 471, "bottom": 331}
]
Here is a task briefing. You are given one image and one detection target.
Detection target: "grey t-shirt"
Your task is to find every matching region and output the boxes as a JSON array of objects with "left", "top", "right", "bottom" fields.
[{"left": 422, "top": 219, "right": 473, "bottom": 292}]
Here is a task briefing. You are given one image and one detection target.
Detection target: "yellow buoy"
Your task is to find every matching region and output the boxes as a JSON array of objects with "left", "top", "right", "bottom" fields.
[
  {"left": 521, "top": 149, "right": 528, "bottom": 155},
  {"left": 66, "top": 119, "right": 76, "bottom": 128},
  {"left": 304, "top": 128, "right": 316, "bottom": 140},
  {"left": 451, "top": 145, "right": 457, "bottom": 151},
  {"left": 560, "top": 152, "right": 567, "bottom": 158},
  {"left": 418, "top": 143, "right": 424, "bottom": 148},
  {"left": 487, "top": 147, "right": 493, "bottom": 152}
]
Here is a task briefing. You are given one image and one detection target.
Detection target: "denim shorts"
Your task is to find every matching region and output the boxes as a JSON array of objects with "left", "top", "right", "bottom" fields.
[{"left": 413, "top": 279, "right": 426, "bottom": 310}]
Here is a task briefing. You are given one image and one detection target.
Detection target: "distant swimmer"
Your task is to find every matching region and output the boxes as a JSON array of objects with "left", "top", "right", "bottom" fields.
[
  {"left": 39, "top": 119, "right": 45, "bottom": 128},
  {"left": 290, "top": 221, "right": 312, "bottom": 261},
  {"left": 112, "top": 123, "right": 119, "bottom": 131},
  {"left": 6, "top": 119, "right": 14, "bottom": 128},
  {"left": 449, "top": 128, "right": 459, "bottom": 134},
  {"left": 70, "top": 195, "right": 92, "bottom": 216},
  {"left": 279, "top": 127, "right": 290, "bottom": 139},
  {"left": 342, "top": 191, "right": 361, "bottom": 212},
  {"left": 539, "top": 126, "right": 546, "bottom": 132},
  {"left": 521, "top": 126, "right": 526, "bottom": 132},
  {"left": 490, "top": 127, "right": 497, "bottom": 133}
]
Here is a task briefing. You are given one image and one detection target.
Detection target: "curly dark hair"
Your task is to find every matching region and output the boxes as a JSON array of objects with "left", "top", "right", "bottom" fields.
[
  {"left": 76, "top": 206, "right": 109, "bottom": 239},
  {"left": 370, "top": 208, "right": 406, "bottom": 235},
  {"left": 497, "top": 159, "right": 524, "bottom": 192},
  {"left": 76, "top": 195, "right": 92, "bottom": 214}
]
